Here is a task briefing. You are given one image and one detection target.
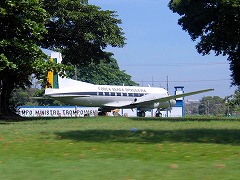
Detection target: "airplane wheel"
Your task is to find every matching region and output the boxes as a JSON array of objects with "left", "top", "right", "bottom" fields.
[
  {"left": 137, "top": 111, "right": 145, "bottom": 117},
  {"left": 98, "top": 112, "right": 107, "bottom": 116},
  {"left": 156, "top": 112, "right": 162, "bottom": 117}
]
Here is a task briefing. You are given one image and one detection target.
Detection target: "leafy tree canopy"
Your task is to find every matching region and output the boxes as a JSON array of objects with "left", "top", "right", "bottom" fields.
[
  {"left": 10, "top": 88, "right": 39, "bottom": 107},
  {"left": 168, "top": 0, "right": 240, "bottom": 86},
  {"left": 198, "top": 96, "right": 226, "bottom": 115},
  {"left": 0, "top": 0, "right": 49, "bottom": 115},
  {"left": 41, "top": 0, "right": 126, "bottom": 66},
  {"left": 0, "top": 0, "right": 126, "bottom": 116},
  {"left": 225, "top": 86, "right": 240, "bottom": 114}
]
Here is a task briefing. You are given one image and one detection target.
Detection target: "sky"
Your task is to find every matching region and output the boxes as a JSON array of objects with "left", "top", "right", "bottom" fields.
[
  {"left": 89, "top": 0, "right": 236, "bottom": 100},
  {"left": 86, "top": 0, "right": 236, "bottom": 100}
]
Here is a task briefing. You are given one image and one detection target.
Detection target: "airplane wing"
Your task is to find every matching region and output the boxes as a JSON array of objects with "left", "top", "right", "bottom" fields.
[
  {"left": 102, "top": 88, "right": 214, "bottom": 109},
  {"left": 31, "top": 97, "right": 49, "bottom": 100},
  {"left": 133, "top": 88, "right": 214, "bottom": 106}
]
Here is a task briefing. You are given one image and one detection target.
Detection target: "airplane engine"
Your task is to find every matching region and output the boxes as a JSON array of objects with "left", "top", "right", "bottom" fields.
[
  {"left": 153, "top": 99, "right": 176, "bottom": 110},
  {"left": 169, "top": 99, "right": 176, "bottom": 108}
]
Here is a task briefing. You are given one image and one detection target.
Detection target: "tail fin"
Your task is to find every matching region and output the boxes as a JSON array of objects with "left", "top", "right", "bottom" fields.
[
  {"left": 46, "top": 52, "right": 62, "bottom": 89},
  {"left": 45, "top": 52, "right": 94, "bottom": 93}
]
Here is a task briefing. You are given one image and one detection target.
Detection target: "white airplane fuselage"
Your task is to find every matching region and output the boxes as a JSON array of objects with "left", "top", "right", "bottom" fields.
[{"left": 45, "top": 77, "right": 174, "bottom": 111}]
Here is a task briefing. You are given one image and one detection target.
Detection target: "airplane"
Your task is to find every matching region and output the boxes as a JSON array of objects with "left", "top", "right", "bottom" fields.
[{"left": 45, "top": 52, "right": 214, "bottom": 117}]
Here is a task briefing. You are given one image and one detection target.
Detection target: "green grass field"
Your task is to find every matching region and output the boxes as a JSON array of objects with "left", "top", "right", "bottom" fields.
[{"left": 1, "top": 117, "right": 240, "bottom": 179}]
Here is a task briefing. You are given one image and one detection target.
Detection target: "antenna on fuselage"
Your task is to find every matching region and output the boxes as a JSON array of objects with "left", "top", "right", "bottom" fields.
[
  {"left": 152, "top": 76, "right": 154, "bottom": 87},
  {"left": 167, "top": 76, "right": 169, "bottom": 91}
]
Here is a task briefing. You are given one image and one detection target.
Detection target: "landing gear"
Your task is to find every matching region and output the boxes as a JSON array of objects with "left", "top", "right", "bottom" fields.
[
  {"left": 155, "top": 109, "right": 162, "bottom": 117},
  {"left": 137, "top": 110, "right": 146, "bottom": 117},
  {"left": 155, "top": 112, "right": 162, "bottom": 117},
  {"left": 98, "top": 111, "right": 107, "bottom": 116},
  {"left": 98, "top": 108, "right": 109, "bottom": 116}
]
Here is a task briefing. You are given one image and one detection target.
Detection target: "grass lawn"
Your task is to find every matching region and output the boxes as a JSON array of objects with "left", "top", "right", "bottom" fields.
[{"left": 1, "top": 117, "right": 240, "bottom": 179}]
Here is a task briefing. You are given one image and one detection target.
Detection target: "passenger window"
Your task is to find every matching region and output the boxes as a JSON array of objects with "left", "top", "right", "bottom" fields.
[{"left": 110, "top": 92, "right": 115, "bottom": 96}]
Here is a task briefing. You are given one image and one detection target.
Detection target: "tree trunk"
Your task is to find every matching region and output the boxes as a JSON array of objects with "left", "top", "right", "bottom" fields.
[{"left": 0, "top": 79, "right": 15, "bottom": 116}]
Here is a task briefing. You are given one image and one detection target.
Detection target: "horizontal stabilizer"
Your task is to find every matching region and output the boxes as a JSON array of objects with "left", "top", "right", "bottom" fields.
[
  {"left": 45, "top": 89, "right": 91, "bottom": 98},
  {"left": 31, "top": 96, "right": 49, "bottom": 100}
]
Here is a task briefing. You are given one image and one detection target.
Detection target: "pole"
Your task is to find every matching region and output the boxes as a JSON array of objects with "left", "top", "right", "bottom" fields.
[{"left": 167, "top": 76, "right": 169, "bottom": 91}]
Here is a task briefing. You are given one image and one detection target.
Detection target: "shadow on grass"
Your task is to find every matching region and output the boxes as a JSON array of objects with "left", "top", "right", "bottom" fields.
[
  {"left": 55, "top": 128, "right": 240, "bottom": 145},
  {"left": 129, "top": 117, "right": 240, "bottom": 122}
]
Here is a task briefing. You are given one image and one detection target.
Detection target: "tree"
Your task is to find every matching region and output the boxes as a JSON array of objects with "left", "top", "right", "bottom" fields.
[
  {"left": 68, "top": 53, "right": 138, "bottom": 86},
  {"left": 41, "top": 0, "right": 126, "bottom": 66},
  {"left": 10, "top": 88, "right": 39, "bottom": 108},
  {"left": 225, "top": 86, "right": 240, "bottom": 115},
  {"left": 168, "top": 0, "right": 240, "bottom": 86},
  {"left": 0, "top": 0, "right": 126, "bottom": 116},
  {"left": 198, "top": 96, "right": 226, "bottom": 116},
  {"left": 184, "top": 100, "right": 200, "bottom": 115},
  {"left": 0, "top": 0, "right": 49, "bottom": 116}
]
